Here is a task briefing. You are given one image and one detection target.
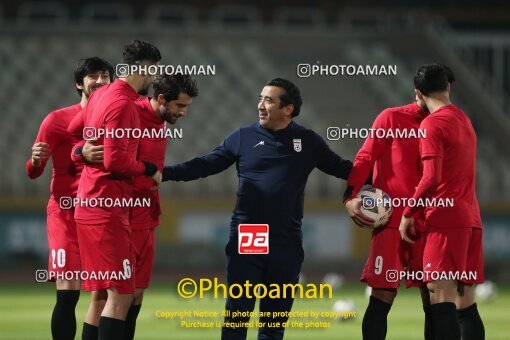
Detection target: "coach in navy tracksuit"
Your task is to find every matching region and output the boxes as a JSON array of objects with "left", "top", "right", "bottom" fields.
[{"left": 162, "top": 78, "right": 352, "bottom": 340}]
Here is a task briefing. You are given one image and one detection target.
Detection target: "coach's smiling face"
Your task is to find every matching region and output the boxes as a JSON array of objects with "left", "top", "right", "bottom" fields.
[{"left": 258, "top": 86, "right": 293, "bottom": 131}]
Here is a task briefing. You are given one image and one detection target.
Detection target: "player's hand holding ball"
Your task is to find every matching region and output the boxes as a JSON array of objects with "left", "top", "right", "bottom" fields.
[
  {"left": 345, "top": 197, "right": 376, "bottom": 228},
  {"left": 346, "top": 187, "right": 393, "bottom": 229},
  {"left": 31, "top": 142, "right": 51, "bottom": 167}
]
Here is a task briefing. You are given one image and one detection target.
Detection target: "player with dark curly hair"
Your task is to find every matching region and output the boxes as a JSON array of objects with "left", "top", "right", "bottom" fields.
[{"left": 27, "top": 56, "right": 113, "bottom": 340}]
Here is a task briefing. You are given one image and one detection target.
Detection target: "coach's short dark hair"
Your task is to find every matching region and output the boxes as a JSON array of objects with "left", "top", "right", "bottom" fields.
[
  {"left": 153, "top": 75, "right": 199, "bottom": 101},
  {"left": 414, "top": 63, "right": 451, "bottom": 96},
  {"left": 74, "top": 57, "right": 114, "bottom": 96},
  {"left": 266, "top": 78, "right": 303, "bottom": 117},
  {"left": 122, "top": 40, "right": 161, "bottom": 65}
]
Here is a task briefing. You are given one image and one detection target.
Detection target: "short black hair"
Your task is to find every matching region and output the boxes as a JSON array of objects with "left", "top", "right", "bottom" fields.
[
  {"left": 122, "top": 40, "right": 161, "bottom": 65},
  {"left": 153, "top": 75, "right": 199, "bottom": 101},
  {"left": 266, "top": 78, "right": 303, "bottom": 117},
  {"left": 440, "top": 63, "right": 456, "bottom": 83},
  {"left": 74, "top": 57, "right": 114, "bottom": 96},
  {"left": 414, "top": 63, "right": 451, "bottom": 96}
]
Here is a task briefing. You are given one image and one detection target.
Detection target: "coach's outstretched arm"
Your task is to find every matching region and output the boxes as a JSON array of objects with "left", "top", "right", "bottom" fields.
[
  {"left": 314, "top": 133, "right": 353, "bottom": 179},
  {"left": 162, "top": 129, "right": 240, "bottom": 182}
]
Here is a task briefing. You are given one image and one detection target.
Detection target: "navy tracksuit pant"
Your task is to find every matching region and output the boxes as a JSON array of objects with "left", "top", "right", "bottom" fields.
[{"left": 221, "top": 240, "right": 305, "bottom": 340}]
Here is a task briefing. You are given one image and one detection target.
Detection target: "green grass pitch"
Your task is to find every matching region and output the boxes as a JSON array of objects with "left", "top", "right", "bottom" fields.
[{"left": 0, "top": 282, "right": 508, "bottom": 339}]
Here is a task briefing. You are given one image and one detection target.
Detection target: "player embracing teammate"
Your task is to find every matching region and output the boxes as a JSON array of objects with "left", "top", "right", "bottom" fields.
[
  {"left": 27, "top": 57, "right": 113, "bottom": 340},
  {"left": 75, "top": 74, "right": 198, "bottom": 339},
  {"left": 67, "top": 40, "right": 162, "bottom": 340}
]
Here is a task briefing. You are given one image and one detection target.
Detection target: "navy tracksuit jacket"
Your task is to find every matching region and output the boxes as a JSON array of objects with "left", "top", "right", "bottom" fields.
[{"left": 162, "top": 121, "right": 352, "bottom": 340}]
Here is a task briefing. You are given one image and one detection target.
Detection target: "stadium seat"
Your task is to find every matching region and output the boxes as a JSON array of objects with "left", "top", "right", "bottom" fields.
[
  {"left": 207, "top": 5, "right": 262, "bottom": 29},
  {"left": 0, "top": 22, "right": 507, "bottom": 199},
  {"left": 273, "top": 6, "right": 328, "bottom": 30},
  {"left": 80, "top": 3, "right": 133, "bottom": 25},
  {"left": 144, "top": 4, "right": 199, "bottom": 27},
  {"left": 17, "top": 2, "right": 69, "bottom": 26}
]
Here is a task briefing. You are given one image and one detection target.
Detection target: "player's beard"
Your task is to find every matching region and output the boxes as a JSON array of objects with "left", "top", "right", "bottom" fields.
[
  {"left": 164, "top": 113, "right": 179, "bottom": 125},
  {"left": 416, "top": 100, "right": 430, "bottom": 113},
  {"left": 420, "top": 104, "right": 430, "bottom": 113},
  {"left": 158, "top": 105, "right": 177, "bottom": 124}
]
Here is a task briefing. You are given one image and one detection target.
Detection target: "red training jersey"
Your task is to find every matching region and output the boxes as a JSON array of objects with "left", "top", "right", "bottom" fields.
[
  {"left": 130, "top": 97, "right": 167, "bottom": 229},
  {"left": 408, "top": 104, "right": 482, "bottom": 229},
  {"left": 26, "top": 104, "right": 83, "bottom": 213},
  {"left": 346, "top": 103, "right": 428, "bottom": 230},
  {"left": 67, "top": 79, "right": 146, "bottom": 225}
]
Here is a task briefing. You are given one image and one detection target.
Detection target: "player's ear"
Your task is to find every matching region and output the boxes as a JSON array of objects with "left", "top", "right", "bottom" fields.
[
  {"left": 157, "top": 93, "right": 166, "bottom": 104},
  {"left": 415, "top": 89, "right": 424, "bottom": 100},
  {"left": 447, "top": 82, "right": 451, "bottom": 94},
  {"left": 76, "top": 83, "right": 84, "bottom": 91}
]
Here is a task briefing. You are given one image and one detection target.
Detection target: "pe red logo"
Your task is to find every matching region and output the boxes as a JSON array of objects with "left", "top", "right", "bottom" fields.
[{"left": 238, "top": 224, "right": 269, "bottom": 254}]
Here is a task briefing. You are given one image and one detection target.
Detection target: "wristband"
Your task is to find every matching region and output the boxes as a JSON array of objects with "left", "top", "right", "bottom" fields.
[
  {"left": 74, "top": 146, "right": 84, "bottom": 158},
  {"left": 143, "top": 161, "right": 158, "bottom": 176},
  {"left": 343, "top": 185, "right": 354, "bottom": 204}
]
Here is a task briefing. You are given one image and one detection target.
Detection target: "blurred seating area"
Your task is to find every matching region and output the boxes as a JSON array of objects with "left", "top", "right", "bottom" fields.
[
  {"left": 1, "top": 1, "right": 509, "bottom": 202},
  {"left": 0, "top": 1, "right": 509, "bottom": 28}
]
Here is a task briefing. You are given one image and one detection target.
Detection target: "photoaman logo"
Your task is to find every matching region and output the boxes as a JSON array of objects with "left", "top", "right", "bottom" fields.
[{"left": 238, "top": 224, "right": 269, "bottom": 254}]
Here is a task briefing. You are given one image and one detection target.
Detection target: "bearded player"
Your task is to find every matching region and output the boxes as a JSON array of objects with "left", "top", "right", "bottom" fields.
[
  {"left": 67, "top": 40, "right": 162, "bottom": 340},
  {"left": 75, "top": 74, "right": 198, "bottom": 339},
  {"left": 400, "top": 63, "right": 484, "bottom": 340}
]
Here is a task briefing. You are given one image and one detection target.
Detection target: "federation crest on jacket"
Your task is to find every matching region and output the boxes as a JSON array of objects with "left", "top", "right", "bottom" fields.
[{"left": 293, "top": 139, "right": 302, "bottom": 152}]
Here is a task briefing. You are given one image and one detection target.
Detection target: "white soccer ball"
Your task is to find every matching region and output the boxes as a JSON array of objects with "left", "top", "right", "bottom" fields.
[
  {"left": 356, "top": 187, "right": 393, "bottom": 228},
  {"left": 475, "top": 281, "right": 498, "bottom": 302},
  {"left": 322, "top": 273, "right": 345, "bottom": 289},
  {"left": 332, "top": 299, "right": 357, "bottom": 321}
]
